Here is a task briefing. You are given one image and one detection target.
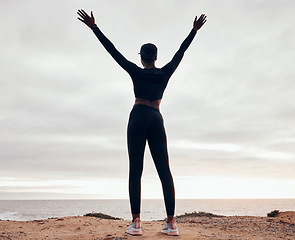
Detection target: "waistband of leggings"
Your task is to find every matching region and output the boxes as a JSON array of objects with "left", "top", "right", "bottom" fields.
[{"left": 132, "top": 104, "right": 160, "bottom": 112}]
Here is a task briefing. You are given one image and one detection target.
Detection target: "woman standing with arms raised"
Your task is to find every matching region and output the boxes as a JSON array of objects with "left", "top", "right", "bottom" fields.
[{"left": 77, "top": 9, "right": 206, "bottom": 236}]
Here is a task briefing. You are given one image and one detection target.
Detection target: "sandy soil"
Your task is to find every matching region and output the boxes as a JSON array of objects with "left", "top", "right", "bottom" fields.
[{"left": 1, "top": 211, "right": 294, "bottom": 239}]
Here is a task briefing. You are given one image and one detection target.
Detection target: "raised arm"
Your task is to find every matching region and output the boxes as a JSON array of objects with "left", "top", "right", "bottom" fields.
[
  {"left": 162, "top": 14, "right": 207, "bottom": 75},
  {"left": 77, "top": 9, "right": 137, "bottom": 72}
]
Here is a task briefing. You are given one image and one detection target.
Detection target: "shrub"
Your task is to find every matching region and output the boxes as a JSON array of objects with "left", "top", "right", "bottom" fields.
[
  {"left": 176, "top": 211, "right": 223, "bottom": 218},
  {"left": 84, "top": 212, "right": 122, "bottom": 220},
  {"left": 267, "top": 210, "right": 280, "bottom": 217}
]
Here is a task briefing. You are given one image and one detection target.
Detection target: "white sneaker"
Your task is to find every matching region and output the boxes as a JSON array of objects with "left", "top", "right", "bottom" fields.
[
  {"left": 126, "top": 218, "right": 142, "bottom": 235},
  {"left": 161, "top": 218, "right": 179, "bottom": 236}
]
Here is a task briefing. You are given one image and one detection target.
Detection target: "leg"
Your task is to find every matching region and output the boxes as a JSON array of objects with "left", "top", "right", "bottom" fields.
[
  {"left": 147, "top": 113, "right": 175, "bottom": 217},
  {"left": 127, "top": 107, "right": 149, "bottom": 219}
]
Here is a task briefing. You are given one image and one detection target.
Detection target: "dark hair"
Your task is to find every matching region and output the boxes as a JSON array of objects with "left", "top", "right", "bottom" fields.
[{"left": 139, "top": 43, "right": 157, "bottom": 62}]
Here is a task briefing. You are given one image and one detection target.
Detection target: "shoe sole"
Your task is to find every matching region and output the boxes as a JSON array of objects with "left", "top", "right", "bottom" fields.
[
  {"left": 162, "top": 230, "right": 179, "bottom": 236},
  {"left": 127, "top": 231, "right": 142, "bottom": 236},
  {"left": 126, "top": 228, "right": 142, "bottom": 236}
]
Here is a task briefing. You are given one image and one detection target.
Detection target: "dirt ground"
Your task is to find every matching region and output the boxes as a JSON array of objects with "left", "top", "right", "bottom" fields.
[{"left": 1, "top": 211, "right": 294, "bottom": 239}]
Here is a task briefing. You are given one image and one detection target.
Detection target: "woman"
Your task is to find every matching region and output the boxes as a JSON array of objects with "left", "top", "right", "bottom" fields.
[{"left": 77, "top": 9, "right": 206, "bottom": 236}]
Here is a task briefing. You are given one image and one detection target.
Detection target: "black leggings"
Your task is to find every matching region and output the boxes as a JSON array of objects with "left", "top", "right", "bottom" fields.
[{"left": 127, "top": 104, "right": 175, "bottom": 216}]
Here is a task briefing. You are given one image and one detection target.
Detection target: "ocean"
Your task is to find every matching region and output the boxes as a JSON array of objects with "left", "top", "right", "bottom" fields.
[{"left": 0, "top": 199, "right": 294, "bottom": 221}]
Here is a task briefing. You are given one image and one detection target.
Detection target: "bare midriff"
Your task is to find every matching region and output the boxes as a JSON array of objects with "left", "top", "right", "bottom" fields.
[{"left": 134, "top": 98, "right": 161, "bottom": 110}]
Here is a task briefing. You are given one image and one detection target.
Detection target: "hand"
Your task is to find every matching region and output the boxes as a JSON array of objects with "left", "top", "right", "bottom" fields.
[
  {"left": 77, "top": 9, "right": 95, "bottom": 29},
  {"left": 193, "top": 14, "right": 207, "bottom": 31}
]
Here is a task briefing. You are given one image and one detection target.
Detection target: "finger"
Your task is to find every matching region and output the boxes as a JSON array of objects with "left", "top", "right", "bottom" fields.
[
  {"left": 91, "top": 11, "right": 94, "bottom": 19},
  {"left": 78, "top": 9, "right": 86, "bottom": 17},
  {"left": 199, "top": 16, "right": 206, "bottom": 23},
  {"left": 77, "top": 12, "right": 86, "bottom": 19},
  {"left": 81, "top": 9, "right": 89, "bottom": 17},
  {"left": 199, "top": 14, "right": 205, "bottom": 21},
  {"left": 78, "top": 11, "right": 87, "bottom": 20},
  {"left": 77, "top": 12, "right": 85, "bottom": 19},
  {"left": 77, "top": 17, "right": 84, "bottom": 22}
]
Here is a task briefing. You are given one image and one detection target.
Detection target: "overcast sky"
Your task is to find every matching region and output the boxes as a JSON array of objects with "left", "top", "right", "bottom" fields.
[{"left": 1, "top": 0, "right": 295, "bottom": 200}]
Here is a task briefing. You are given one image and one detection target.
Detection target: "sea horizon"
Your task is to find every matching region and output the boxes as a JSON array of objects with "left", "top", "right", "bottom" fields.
[{"left": 1, "top": 198, "right": 294, "bottom": 222}]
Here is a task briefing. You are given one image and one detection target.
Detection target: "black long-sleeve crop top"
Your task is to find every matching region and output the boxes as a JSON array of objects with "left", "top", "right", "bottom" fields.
[{"left": 92, "top": 25, "right": 197, "bottom": 101}]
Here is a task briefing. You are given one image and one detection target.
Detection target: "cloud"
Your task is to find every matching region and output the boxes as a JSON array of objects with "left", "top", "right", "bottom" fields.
[{"left": 0, "top": 0, "right": 294, "bottom": 199}]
